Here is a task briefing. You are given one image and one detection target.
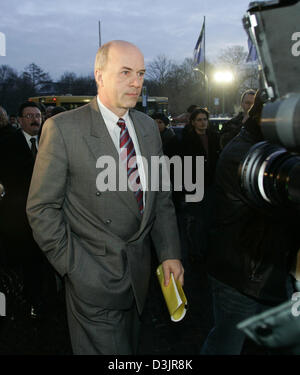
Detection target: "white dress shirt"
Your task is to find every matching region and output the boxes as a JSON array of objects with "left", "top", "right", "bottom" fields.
[
  {"left": 22, "top": 131, "right": 39, "bottom": 150},
  {"left": 97, "top": 97, "right": 146, "bottom": 207}
]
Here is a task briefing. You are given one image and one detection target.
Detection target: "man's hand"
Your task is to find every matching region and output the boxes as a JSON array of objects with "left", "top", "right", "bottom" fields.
[
  {"left": 248, "top": 89, "right": 264, "bottom": 124},
  {"left": 162, "top": 259, "right": 184, "bottom": 287}
]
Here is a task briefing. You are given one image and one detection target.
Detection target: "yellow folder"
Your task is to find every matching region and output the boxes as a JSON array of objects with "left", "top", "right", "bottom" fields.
[{"left": 156, "top": 264, "right": 188, "bottom": 322}]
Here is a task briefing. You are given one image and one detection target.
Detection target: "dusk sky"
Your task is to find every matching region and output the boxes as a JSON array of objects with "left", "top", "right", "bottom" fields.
[{"left": 0, "top": 0, "right": 259, "bottom": 80}]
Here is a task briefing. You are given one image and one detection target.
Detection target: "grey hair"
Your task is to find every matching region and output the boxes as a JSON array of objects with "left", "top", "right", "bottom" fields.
[{"left": 94, "top": 42, "right": 112, "bottom": 72}]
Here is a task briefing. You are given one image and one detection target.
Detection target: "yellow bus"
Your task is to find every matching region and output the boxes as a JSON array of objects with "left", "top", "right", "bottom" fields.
[
  {"left": 28, "top": 95, "right": 168, "bottom": 115},
  {"left": 28, "top": 95, "right": 93, "bottom": 110}
]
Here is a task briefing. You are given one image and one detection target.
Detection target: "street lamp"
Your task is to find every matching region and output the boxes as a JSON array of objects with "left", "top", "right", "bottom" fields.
[{"left": 213, "top": 70, "right": 234, "bottom": 115}]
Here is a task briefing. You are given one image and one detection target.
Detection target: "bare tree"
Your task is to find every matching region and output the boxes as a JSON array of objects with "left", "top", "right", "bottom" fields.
[
  {"left": 0, "top": 65, "right": 18, "bottom": 83},
  {"left": 22, "top": 63, "right": 52, "bottom": 91},
  {"left": 217, "top": 45, "right": 248, "bottom": 68},
  {"left": 56, "top": 72, "right": 96, "bottom": 95},
  {"left": 0, "top": 65, "right": 19, "bottom": 114},
  {"left": 214, "top": 45, "right": 258, "bottom": 114},
  {"left": 56, "top": 72, "right": 77, "bottom": 94},
  {"left": 167, "top": 58, "right": 204, "bottom": 113},
  {"left": 240, "top": 63, "right": 259, "bottom": 92},
  {"left": 145, "top": 56, "right": 213, "bottom": 114},
  {"left": 146, "top": 55, "right": 173, "bottom": 89}
]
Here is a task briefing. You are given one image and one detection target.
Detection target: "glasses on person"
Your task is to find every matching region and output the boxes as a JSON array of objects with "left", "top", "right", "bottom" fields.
[{"left": 22, "top": 113, "right": 42, "bottom": 120}]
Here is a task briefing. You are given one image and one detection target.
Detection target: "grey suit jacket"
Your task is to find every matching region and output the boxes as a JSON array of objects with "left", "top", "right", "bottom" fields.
[{"left": 26, "top": 98, "right": 181, "bottom": 313}]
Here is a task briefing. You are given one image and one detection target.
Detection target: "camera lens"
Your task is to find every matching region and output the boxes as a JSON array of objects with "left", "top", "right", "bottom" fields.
[
  {"left": 261, "top": 94, "right": 300, "bottom": 151},
  {"left": 239, "top": 141, "right": 300, "bottom": 207}
]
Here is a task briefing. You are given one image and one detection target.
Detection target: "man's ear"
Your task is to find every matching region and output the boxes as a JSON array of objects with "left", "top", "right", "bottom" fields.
[{"left": 94, "top": 69, "right": 104, "bottom": 87}]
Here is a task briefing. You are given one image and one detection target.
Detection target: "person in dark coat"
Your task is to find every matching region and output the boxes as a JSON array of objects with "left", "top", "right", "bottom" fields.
[
  {"left": 220, "top": 89, "right": 255, "bottom": 149},
  {"left": 0, "top": 101, "right": 57, "bottom": 318},
  {"left": 180, "top": 108, "right": 220, "bottom": 262},
  {"left": 152, "top": 112, "right": 178, "bottom": 158},
  {"left": 201, "top": 91, "right": 299, "bottom": 355},
  {"left": 0, "top": 106, "right": 16, "bottom": 139}
]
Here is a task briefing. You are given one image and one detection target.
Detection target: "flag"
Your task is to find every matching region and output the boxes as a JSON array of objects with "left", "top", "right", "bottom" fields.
[
  {"left": 246, "top": 36, "right": 258, "bottom": 62},
  {"left": 193, "top": 21, "right": 205, "bottom": 66}
]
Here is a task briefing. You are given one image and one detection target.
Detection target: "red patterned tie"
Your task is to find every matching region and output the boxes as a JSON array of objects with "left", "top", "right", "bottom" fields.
[{"left": 117, "top": 118, "right": 144, "bottom": 214}]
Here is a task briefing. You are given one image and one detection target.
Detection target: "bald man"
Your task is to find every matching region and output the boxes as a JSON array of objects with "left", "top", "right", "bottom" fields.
[{"left": 27, "top": 40, "right": 184, "bottom": 355}]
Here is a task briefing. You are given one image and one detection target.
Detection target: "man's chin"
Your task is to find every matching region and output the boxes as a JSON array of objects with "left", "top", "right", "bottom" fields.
[
  {"left": 30, "top": 128, "right": 40, "bottom": 136},
  {"left": 123, "top": 97, "right": 139, "bottom": 109}
]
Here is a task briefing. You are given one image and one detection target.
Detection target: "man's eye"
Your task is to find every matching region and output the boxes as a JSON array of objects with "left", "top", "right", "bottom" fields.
[
  {"left": 122, "top": 71, "right": 130, "bottom": 75},
  {"left": 138, "top": 72, "right": 145, "bottom": 77}
]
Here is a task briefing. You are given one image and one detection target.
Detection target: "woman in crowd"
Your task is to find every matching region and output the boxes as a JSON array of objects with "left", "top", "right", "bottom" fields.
[{"left": 180, "top": 108, "right": 220, "bottom": 262}]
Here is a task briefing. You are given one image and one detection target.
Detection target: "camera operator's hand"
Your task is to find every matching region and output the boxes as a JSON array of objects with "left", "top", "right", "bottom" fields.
[
  {"left": 244, "top": 89, "right": 264, "bottom": 141},
  {"left": 248, "top": 89, "right": 264, "bottom": 124}
]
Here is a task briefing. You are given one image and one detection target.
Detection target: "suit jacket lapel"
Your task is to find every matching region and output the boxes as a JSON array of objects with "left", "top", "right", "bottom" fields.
[
  {"left": 84, "top": 98, "right": 141, "bottom": 220},
  {"left": 84, "top": 98, "right": 119, "bottom": 161}
]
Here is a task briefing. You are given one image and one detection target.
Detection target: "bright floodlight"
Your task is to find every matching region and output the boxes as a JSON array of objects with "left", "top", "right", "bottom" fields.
[{"left": 214, "top": 71, "right": 234, "bottom": 83}]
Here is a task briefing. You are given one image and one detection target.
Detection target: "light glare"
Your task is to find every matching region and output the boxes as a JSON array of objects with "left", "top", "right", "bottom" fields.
[{"left": 214, "top": 71, "right": 234, "bottom": 83}]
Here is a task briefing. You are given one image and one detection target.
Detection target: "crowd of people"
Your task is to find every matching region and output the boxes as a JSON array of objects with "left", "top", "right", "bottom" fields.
[{"left": 0, "top": 40, "right": 299, "bottom": 355}]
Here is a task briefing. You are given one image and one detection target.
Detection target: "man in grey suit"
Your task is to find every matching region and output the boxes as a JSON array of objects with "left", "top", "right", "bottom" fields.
[{"left": 26, "top": 40, "right": 184, "bottom": 355}]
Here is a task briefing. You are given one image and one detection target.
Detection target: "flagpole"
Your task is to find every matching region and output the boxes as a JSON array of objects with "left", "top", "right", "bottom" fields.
[{"left": 98, "top": 20, "right": 102, "bottom": 47}]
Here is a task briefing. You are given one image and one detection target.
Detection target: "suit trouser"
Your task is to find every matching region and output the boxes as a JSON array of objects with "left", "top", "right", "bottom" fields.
[{"left": 65, "top": 282, "right": 141, "bottom": 355}]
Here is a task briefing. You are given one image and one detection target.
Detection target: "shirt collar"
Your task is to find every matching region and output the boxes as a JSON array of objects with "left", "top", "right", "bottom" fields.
[
  {"left": 22, "top": 130, "right": 38, "bottom": 142},
  {"left": 97, "top": 96, "right": 130, "bottom": 124}
]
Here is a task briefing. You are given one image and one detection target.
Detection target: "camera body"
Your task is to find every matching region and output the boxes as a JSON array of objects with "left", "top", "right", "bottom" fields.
[
  {"left": 238, "top": 0, "right": 300, "bottom": 352},
  {"left": 240, "top": 0, "right": 300, "bottom": 208},
  {"left": 244, "top": 0, "right": 300, "bottom": 103}
]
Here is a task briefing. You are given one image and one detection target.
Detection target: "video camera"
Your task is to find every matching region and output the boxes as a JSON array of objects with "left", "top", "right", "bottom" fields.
[
  {"left": 237, "top": 0, "right": 300, "bottom": 353},
  {"left": 239, "top": 0, "right": 300, "bottom": 208}
]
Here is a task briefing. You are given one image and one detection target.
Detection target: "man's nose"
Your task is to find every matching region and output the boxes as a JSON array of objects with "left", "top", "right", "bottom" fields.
[{"left": 131, "top": 75, "right": 142, "bottom": 87}]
